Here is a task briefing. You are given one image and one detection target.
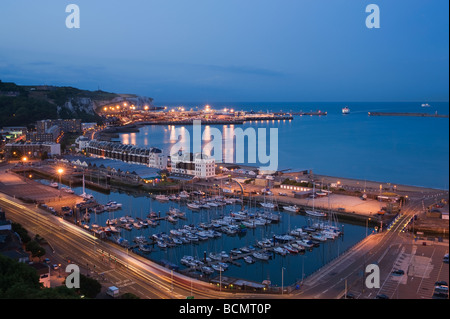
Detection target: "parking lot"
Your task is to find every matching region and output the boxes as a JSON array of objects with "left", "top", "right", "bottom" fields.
[{"left": 377, "top": 239, "right": 449, "bottom": 299}]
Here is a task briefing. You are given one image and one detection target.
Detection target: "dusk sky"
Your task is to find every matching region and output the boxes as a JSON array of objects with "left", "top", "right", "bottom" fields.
[{"left": 0, "top": 0, "right": 448, "bottom": 103}]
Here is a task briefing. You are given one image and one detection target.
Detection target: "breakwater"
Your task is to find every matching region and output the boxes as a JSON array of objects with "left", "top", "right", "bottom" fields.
[{"left": 368, "top": 112, "right": 449, "bottom": 118}]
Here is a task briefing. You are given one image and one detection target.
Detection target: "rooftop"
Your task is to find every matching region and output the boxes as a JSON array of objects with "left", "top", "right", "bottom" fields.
[{"left": 62, "top": 155, "right": 161, "bottom": 179}]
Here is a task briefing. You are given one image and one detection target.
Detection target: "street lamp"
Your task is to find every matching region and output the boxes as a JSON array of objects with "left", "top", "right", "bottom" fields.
[
  {"left": 281, "top": 267, "right": 286, "bottom": 295},
  {"left": 21, "top": 157, "right": 27, "bottom": 177},
  {"left": 57, "top": 168, "right": 64, "bottom": 198}
]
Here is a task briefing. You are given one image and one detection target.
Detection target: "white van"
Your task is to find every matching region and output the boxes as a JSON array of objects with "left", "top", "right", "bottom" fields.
[{"left": 106, "top": 286, "right": 120, "bottom": 298}]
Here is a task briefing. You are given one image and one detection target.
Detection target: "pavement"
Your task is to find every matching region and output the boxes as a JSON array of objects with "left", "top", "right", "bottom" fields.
[{"left": 0, "top": 162, "right": 83, "bottom": 213}]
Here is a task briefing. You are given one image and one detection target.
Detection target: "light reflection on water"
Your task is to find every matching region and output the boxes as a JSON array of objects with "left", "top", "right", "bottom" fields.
[{"left": 119, "top": 102, "right": 449, "bottom": 189}]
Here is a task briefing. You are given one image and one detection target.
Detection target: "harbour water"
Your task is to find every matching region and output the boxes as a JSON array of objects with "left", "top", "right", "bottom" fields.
[{"left": 118, "top": 102, "right": 449, "bottom": 190}]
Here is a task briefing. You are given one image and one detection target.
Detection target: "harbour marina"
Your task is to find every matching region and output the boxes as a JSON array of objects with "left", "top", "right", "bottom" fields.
[{"left": 32, "top": 176, "right": 368, "bottom": 288}]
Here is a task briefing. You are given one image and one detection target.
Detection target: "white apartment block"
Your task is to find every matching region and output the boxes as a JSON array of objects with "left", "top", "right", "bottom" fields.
[{"left": 170, "top": 151, "right": 215, "bottom": 179}]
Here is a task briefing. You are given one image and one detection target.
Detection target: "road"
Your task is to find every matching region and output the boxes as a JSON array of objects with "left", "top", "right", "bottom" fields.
[{"left": 0, "top": 192, "right": 256, "bottom": 299}]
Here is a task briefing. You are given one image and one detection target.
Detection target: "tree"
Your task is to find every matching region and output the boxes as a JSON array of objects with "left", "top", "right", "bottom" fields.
[
  {"left": 0, "top": 254, "right": 79, "bottom": 299},
  {"left": 11, "top": 222, "right": 31, "bottom": 244},
  {"left": 121, "top": 292, "right": 140, "bottom": 299},
  {"left": 77, "top": 274, "right": 101, "bottom": 298},
  {"left": 25, "top": 240, "right": 46, "bottom": 258}
]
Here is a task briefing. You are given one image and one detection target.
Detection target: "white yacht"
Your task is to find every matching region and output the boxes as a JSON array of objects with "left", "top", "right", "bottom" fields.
[
  {"left": 252, "top": 252, "right": 270, "bottom": 261},
  {"left": 155, "top": 194, "right": 169, "bottom": 201},
  {"left": 283, "top": 205, "right": 299, "bottom": 213},
  {"left": 260, "top": 202, "right": 276, "bottom": 209},
  {"left": 187, "top": 202, "right": 201, "bottom": 210},
  {"left": 342, "top": 106, "right": 350, "bottom": 114},
  {"left": 305, "top": 210, "right": 327, "bottom": 217}
]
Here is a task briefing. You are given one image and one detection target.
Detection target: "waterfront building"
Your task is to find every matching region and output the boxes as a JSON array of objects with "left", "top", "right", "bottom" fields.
[
  {"left": 5, "top": 142, "right": 61, "bottom": 159},
  {"left": 75, "top": 136, "right": 90, "bottom": 152},
  {"left": 0, "top": 126, "right": 27, "bottom": 138},
  {"left": 170, "top": 151, "right": 215, "bottom": 179},
  {"left": 86, "top": 139, "right": 167, "bottom": 169},
  {"left": 26, "top": 125, "right": 60, "bottom": 143},
  {"left": 37, "top": 119, "right": 82, "bottom": 134}
]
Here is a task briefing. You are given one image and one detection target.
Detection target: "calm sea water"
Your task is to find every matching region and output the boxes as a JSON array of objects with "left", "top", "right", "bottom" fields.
[{"left": 119, "top": 102, "right": 449, "bottom": 189}]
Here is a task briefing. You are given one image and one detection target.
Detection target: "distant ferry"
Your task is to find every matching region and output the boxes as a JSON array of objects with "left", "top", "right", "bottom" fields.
[
  {"left": 342, "top": 106, "right": 350, "bottom": 114},
  {"left": 421, "top": 103, "right": 431, "bottom": 107}
]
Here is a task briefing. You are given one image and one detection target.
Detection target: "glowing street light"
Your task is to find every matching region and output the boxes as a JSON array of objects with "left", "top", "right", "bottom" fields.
[{"left": 57, "top": 168, "right": 64, "bottom": 197}]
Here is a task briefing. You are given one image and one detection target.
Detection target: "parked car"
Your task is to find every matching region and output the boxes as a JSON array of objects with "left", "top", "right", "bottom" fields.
[
  {"left": 392, "top": 269, "right": 405, "bottom": 276},
  {"left": 435, "top": 280, "right": 448, "bottom": 287},
  {"left": 435, "top": 281, "right": 449, "bottom": 292},
  {"left": 432, "top": 291, "right": 449, "bottom": 299}
]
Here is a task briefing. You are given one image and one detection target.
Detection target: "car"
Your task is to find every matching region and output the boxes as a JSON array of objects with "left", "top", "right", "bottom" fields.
[
  {"left": 52, "top": 264, "right": 59, "bottom": 270},
  {"left": 44, "top": 258, "right": 50, "bottom": 264},
  {"left": 342, "top": 293, "right": 356, "bottom": 299},
  {"left": 392, "top": 269, "right": 405, "bottom": 276},
  {"left": 435, "top": 286, "right": 449, "bottom": 294},
  {"left": 432, "top": 291, "right": 449, "bottom": 299},
  {"left": 435, "top": 281, "right": 449, "bottom": 292},
  {"left": 375, "top": 294, "right": 389, "bottom": 299}
]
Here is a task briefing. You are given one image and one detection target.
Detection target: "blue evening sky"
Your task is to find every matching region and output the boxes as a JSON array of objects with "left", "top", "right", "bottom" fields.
[{"left": 0, "top": 0, "right": 448, "bottom": 103}]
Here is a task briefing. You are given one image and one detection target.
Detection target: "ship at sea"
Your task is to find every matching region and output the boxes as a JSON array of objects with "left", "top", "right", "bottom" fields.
[
  {"left": 421, "top": 103, "right": 431, "bottom": 107},
  {"left": 342, "top": 106, "right": 350, "bottom": 114}
]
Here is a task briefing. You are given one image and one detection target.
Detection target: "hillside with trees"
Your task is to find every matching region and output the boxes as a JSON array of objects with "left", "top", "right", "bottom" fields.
[{"left": 0, "top": 80, "right": 133, "bottom": 127}]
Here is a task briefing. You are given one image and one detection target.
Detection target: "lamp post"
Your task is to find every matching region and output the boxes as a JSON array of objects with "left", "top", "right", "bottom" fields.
[
  {"left": 57, "top": 168, "right": 64, "bottom": 198},
  {"left": 366, "top": 217, "right": 371, "bottom": 237},
  {"left": 281, "top": 267, "right": 286, "bottom": 295},
  {"left": 22, "top": 157, "right": 27, "bottom": 177}
]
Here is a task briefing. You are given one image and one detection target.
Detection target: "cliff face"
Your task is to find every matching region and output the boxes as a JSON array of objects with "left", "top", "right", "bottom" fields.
[
  {"left": 58, "top": 97, "right": 97, "bottom": 116},
  {"left": 93, "top": 95, "right": 154, "bottom": 112}
]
